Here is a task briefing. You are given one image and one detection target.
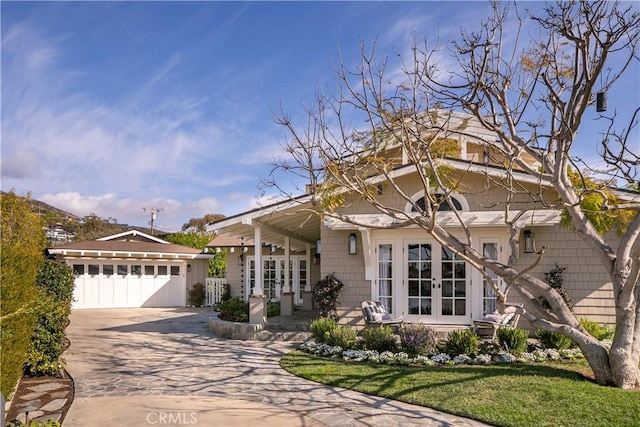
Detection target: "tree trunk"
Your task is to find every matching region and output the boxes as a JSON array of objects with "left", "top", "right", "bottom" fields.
[
  {"left": 610, "top": 346, "right": 640, "bottom": 389},
  {"left": 579, "top": 341, "right": 615, "bottom": 386}
]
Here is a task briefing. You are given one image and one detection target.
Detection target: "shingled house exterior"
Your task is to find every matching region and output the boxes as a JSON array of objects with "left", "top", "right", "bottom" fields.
[{"left": 208, "top": 112, "right": 633, "bottom": 328}]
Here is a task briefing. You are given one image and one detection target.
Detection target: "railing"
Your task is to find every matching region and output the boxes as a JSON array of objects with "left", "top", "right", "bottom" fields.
[{"left": 205, "top": 278, "right": 228, "bottom": 306}]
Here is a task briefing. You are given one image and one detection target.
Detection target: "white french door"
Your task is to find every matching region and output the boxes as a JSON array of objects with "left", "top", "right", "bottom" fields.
[
  {"left": 246, "top": 256, "right": 307, "bottom": 303},
  {"left": 404, "top": 241, "right": 470, "bottom": 324}
]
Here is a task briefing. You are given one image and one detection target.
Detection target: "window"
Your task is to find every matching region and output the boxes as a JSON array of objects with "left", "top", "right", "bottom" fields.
[
  {"left": 103, "top": 265, "right": 114, "bottom": 276},
  {"left": 88, "top": 264, "right": 99, "bottom": 276},
  {"left": 73, "top": 264, "right": 84, "bottom": 275},
  {"left": 157, "top": 265, "right": 167, "bottom": 276},
  {"left": 170, "top": 266, "right": 180, "bottom": 276},
  {"left": 482, "top": 242, "right": 503, "bottom": 315},
  {"left": 378, "top": 244, "right": 393, "bottom": 313},
  {"left": 412, "top": 194, "right": 463, "bottom": 212},
  {"left": 145, "top": 265, "right": 155, "bottom": 276},
  {"left": 131, "top": 265, "right": 141, "bottom": 276},
  {"left": 117, "top": 265, "right": 128, "bottom": 276}
]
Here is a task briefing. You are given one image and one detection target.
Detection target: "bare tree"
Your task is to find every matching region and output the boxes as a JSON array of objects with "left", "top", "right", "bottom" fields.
[{"left": 270, "top": 1, "right": 640, "bottom": 388}]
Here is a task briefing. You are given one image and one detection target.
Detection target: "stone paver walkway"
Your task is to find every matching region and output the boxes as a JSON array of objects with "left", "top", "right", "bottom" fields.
[
  {"left": 6, "top": 377, "right": 73, "bottom": 424},
  {"left": 63, "top": 308, "right": 491, "bottom": 426}
]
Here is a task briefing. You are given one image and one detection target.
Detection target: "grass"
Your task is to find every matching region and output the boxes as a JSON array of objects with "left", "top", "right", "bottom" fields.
[{"left": 280, "top": 351, "right": 640, "bottom": 427}]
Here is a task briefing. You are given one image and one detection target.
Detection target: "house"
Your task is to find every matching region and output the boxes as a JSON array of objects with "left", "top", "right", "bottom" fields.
[
  {"left": 208, "top": 111, "right": 634, "bottom": 328},
  {"left": 49, "top": 230, "right": 213, "bottom": 309}
]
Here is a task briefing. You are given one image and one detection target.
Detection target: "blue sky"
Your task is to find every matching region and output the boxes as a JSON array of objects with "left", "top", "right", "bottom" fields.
[{"left": 2, "top": 1, "right": 638, "bottom": 232}]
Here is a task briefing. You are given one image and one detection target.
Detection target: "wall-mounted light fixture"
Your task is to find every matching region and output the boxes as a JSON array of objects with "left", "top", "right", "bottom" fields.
[
  {"left": 523, "top": 229, "right": 534, "bottom": 253},
  {"left": 316, "top": 239, "right": 321, "bottom": 254},
  {"left": 187, "top": 264, "right": 192, "bottom": 272},
  {"left": 313, "top": 253, "right": 321, "bottom": 265},
  {"left": 348, "top": 233, "right": 357, "bottom": 255},
  {"left": 596, "top": 92, "right": 607, "bottom": 112}
]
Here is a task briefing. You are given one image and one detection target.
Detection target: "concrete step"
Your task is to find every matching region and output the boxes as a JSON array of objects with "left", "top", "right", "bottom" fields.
[{"left": 254, "top": 330, "right": 312, "bottom": 342}]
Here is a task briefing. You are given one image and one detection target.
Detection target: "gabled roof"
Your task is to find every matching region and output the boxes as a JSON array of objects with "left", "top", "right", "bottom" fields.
[
  {"left": 205, "top": 156, "right": 637, "bottom": 247},
  {"left": 96, "top": 229, "right": 168, "bottom": 244},
  {"left": 49, "top": 230, "right": 208, "bottom": 259}
]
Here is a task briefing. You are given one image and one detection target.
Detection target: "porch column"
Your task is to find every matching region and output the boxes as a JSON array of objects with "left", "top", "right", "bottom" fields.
[
  {"left": 281, "top": 236, "right": 295, "bottom": 316},
  {"left": 302, "top": 242, "right": 313, "bottom": 311},
  {"left": 250, "top": 225, "right": 267, "bottom": 325}
]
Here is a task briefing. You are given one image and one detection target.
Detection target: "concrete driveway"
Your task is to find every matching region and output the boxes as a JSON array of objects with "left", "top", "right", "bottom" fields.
[{"left": 63, "top": 308, "right": 489, "bottom": 427}]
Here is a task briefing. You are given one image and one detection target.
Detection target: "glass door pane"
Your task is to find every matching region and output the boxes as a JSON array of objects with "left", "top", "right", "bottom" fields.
[
  {"left": 378, "top": 244, "right": 393, "bottom": 313},
  {"left": 482, "top": 242, "right": 501, "bottom": 315},
  {"left": 441, "top": 247, "right": 466, "bottom": 316},
  {"left": 407, "top": 243, "right": 432, "bottom": 315}
]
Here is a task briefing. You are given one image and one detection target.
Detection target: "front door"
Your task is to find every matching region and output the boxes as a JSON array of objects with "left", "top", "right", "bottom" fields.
[
  {"left": 404, "top": 241, "right": 469, "bottom": 324},
  {"left": 246, "top": 256, "right": 307, "bottom": 303}
]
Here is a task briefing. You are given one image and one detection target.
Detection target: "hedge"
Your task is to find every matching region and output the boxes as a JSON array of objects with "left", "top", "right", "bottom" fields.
[
  {"left": 24, "top": 259, "right": 75, "bottom": 376},
  {"left": 1, "top": 191, "right": 47, "bottom": 398}
]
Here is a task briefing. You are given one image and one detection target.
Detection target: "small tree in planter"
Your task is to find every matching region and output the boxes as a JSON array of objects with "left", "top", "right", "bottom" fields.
[
  {"left": 187, "top": 283, "right": 206, "bottom": 307},
  {"left": 312, "top": 273, "right": 344, "bottom": 319}
]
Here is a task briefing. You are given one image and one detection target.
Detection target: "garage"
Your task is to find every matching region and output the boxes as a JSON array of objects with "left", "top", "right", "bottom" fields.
[{"left": 49, "top": 230, "right": 211, "bottom": 309}]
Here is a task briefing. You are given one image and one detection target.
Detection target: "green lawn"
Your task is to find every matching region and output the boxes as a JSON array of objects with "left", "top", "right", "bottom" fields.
[{"left": 280, "top": 351, "right": 640, "bottom": 427}]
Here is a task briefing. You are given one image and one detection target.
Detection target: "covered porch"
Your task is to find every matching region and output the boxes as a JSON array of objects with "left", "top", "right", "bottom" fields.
[{"left": 206, "top": 195, "right": 322, "bottom": 325}]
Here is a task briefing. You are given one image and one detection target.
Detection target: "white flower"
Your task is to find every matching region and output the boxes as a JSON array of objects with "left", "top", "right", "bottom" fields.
[
  {"left": 431, "top": 353, "right": 451, "bottom": 364},
  {"left": 453, "top": 354, "right": 472, "bottom": 365},
  {"left": 546, "top": 349, "right": 561, "bottom": 361},
  {"left": 532, "top": 349, "right": 548, "bottom": 362},
  {"left": 496, "top": 352, "right": 517, "bottom": 364},
  {"left": 517, "top": 352, "right": 535, "bottom": 363},
  {"left": 473, "top": 354, "right": 492, "bottom": 365}
]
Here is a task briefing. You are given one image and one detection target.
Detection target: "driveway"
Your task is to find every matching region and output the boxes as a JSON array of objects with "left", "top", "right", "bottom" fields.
[{"left": 63, "top": 308, "right": 489, "bottom": 426}]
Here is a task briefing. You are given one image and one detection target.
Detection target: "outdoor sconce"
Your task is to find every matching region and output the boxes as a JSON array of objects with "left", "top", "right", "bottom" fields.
[
  {"left": 238, "top": 253, "right": 245, "bottom": 266},
  {"left": 187, "top": 264, "right": 191, "bottom": 272},
  {"left": 313, "top": 253, "right": 321, "bottom": 265},
  {"left": 596, "top": 92, "right": 607, "bottom": 112},
  {"left": 348, "top": 233, "right": 357, "bottom": 255},
  {"left": 523, "top": 229, "right": 534, "bottom": 253}
]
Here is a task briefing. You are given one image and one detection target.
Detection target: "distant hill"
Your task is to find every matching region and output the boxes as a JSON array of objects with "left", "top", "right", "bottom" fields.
[{"left": 2, "top": 191, "right": 163, "bottom": 241}]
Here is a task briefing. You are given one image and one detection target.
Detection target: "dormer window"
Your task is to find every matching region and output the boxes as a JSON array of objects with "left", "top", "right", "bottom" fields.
[{"left": 406, "top": 190, "right": 469, "bottom": 213}]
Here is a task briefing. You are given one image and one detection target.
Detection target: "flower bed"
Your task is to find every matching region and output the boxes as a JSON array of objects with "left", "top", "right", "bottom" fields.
[{"left": 299, "top": 340, "right": 587, "bottom": 366}]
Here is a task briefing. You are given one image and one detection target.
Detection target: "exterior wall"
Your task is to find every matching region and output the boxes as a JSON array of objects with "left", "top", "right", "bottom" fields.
[
  {"left": 322, "top": 170, "right": 618, "bottom": 327},
  {"left": 186, "top": 259, "right": 210, "bottom": 289},
  {"left": 320, "top": 224, "right": 369, "bottom": 326},
  {"left": 513, "top": 225, "right": 618, "bottom": 326}
]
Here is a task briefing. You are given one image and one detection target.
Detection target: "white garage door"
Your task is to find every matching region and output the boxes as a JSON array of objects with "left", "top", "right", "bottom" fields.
[{"left": 71, "top": 261, "right": 186, "bottom": 309}]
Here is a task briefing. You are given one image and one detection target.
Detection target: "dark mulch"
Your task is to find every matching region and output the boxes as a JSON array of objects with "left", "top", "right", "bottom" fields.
[{"left": 5, "top": 371, "right": 74, "bottom": 425}]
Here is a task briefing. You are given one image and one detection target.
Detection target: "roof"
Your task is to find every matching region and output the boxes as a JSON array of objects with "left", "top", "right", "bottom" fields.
[
  {"left": 49, "top": 230, "right": 208, "bottom": 259},
  {"left": 207, "top": 233, "right": 254, "bottom": 248},
  {"left": 205, "top": 156, "right": 636, "bottom": 248},
  {"left": 324, "top": 210, "right": 562, "bottom": 230}
]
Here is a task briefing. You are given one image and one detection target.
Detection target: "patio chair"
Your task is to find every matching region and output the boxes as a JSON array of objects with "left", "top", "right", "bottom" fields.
[
  {"left": 361, "top": 301, "right": 403, "bottom": 328},
  {"left": 472, "top": 304, "right": 521, "bottom": 339}
]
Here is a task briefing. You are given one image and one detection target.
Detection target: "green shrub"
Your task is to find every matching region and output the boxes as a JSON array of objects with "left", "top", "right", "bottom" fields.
[
  {"left": 360, "top": 325, "right": 397, "bottom": 353},
  {"left": 580, "top": 318, "right": 615, "bottom": 341},
  {"left": 443, "top": 329, "right": 479, "bottom": 356},
  {"left": 216, "top": 297, "right": 248, "bottom": 322},
  {"left": 5, "top": 419, "right": 61, "bottom": 427},
  {"left": 1, "top": 191, "right": 47, "bottom": 397},
  {"left": 24, "top": 259, "right": 75, "bottom": 376},
  {"left": 267, "top": 301, "right": 281, "bottom": 317},
  {"left": 312, "top": 274, "right": 344, "bottom": 319},
  {"left": 187, "top": 283, "right": 206, "bottom": 307},
  {"left": 310, "top": 317, "right": 338, "bottom": 343},
  {"left": 325, "top": 325, "right": 357, "bottom": 349},
  {"left": 497, "top": 327, "right": 529, "bottom": 355},
  {"left": 399, "top": 323, "right": 438, "bottom": 356},
  {"left": 536, "top": 329, "right": 573, "bottom": 350}
]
